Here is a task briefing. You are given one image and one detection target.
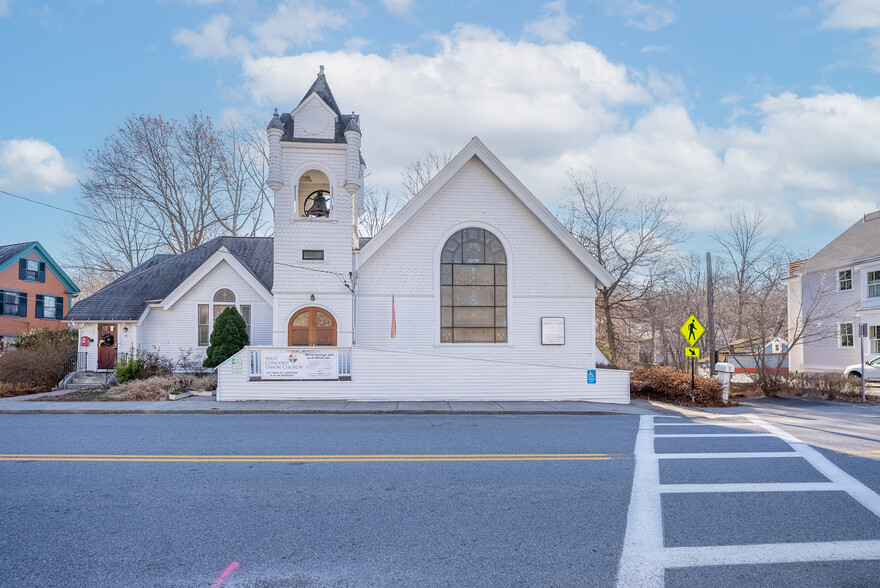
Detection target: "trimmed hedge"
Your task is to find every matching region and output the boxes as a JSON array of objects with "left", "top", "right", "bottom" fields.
[{"left": 631, "top": 365, "right": 725, "bottom": 407}]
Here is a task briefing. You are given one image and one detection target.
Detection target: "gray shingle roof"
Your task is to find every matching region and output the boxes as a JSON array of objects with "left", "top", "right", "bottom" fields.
[
  {"left": 0, "top": 242, "right": 35, "bottom": 267},
  {"left": 65, "top": 237, "right": 274, "bottom": 322},
  {"left": 802, "top": 211, "right": 880, "bottom": 271}
]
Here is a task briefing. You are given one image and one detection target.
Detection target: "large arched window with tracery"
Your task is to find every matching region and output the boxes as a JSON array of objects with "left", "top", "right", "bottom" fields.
[{"left": 440, "top": 227, "right": 507, "bottom": 343}]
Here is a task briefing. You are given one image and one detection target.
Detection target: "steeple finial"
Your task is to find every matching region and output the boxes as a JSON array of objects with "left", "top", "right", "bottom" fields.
[
  {"left": 318, "top": 65, "right": 325, "bottom": 77},
  {"left": 274, "top": 108, "right": 279, "bottom": 116}
]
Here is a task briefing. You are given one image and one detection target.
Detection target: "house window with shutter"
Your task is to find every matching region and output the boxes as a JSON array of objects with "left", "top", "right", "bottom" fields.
[
  {"left": 36, "top": 294, "right": 64, "bottom": 319},
  {"left": 0, "top": 290, "right": 26, "bottom": 317},
  {"left": 19, "top": 259, "right": 45, "bottom": 283}
]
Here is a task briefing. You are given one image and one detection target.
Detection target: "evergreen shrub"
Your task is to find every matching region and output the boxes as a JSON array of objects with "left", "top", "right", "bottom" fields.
[{"left": 203, "top": 307, "right": 249, "bottom": 368}]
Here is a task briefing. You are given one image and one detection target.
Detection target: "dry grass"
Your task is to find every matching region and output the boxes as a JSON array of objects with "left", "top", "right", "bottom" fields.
[
  {"left": 33, "top": 374, "right": 218, "bottom": 402},
  {"left": 105, "top": 374, "right": 217, "bottom": 401}
]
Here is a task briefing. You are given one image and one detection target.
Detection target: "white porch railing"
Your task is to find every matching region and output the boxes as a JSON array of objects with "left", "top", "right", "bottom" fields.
[{"left": 248, "top": 347, "right": 352, "bottom": 381}]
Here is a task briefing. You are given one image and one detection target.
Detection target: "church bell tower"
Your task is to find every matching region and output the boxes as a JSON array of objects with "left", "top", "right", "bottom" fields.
[{"left": 265, "top": 67, "right": 364, "bottom": 347}]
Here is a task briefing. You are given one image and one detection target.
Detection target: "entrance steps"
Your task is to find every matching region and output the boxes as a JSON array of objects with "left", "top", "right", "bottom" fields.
[{"left": 60, "top": 371, "right": 115, "bottom": 389}]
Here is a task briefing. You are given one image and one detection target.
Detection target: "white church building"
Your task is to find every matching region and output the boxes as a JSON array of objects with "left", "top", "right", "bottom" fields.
[{"left": 67, "top": 71, "right": 630, "bottom": 403}]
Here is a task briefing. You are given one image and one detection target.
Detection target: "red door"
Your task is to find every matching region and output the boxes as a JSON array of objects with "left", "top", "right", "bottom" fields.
[{"left": 97, "top": 324, "right": 117, "bottom": 370}]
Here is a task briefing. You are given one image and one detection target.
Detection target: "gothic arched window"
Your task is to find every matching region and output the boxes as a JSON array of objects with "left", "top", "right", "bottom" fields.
[{"left": 440, "top": 228, "right": 507, "bottom": 343}]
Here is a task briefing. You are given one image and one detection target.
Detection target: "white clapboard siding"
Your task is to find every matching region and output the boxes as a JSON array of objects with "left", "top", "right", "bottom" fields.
[
  {"left": 138, "top": 260, "right": 272, "bottom": 365},
  {"left": 217, "top": 347, "right": 630, "bottom": 403},
  {"left": 357, "top": 295, "right": 594, "bottom": 368}
]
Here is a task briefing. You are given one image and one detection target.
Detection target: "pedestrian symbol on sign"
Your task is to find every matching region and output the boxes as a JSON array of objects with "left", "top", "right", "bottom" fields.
[{"left": 679, "top": 313, "right": 706, "bottom": 345}]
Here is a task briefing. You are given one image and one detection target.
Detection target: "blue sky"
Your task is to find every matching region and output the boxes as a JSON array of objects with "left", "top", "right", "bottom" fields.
[{"left": 2, "top": 0, "right": 880, "bottom": 261}]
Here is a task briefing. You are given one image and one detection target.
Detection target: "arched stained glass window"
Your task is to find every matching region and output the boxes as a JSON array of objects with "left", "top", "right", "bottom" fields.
[{"left": 440, "top": 228, "right": 507, "bottom": 343}]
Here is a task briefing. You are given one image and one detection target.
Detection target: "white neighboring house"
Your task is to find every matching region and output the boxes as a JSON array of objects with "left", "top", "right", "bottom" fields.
[
  {"left": 787, "top": 211, "right": 880, "bottom": 373},
  {"left": 68, "top": 70, "right": 630, "bottom": 402}
]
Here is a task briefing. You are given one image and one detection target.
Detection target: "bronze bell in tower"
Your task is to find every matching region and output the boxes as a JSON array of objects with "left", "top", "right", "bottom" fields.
[{"left": 304, "top": 190, "right": 330, "bottom": 217}]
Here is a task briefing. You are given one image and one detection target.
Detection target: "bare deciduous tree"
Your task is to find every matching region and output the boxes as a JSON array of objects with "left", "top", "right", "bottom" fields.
[
  {"left": 400, "top": 150, "right": 453, "bottom": 201},
  {"left": 66, "top": 114, "right": 271, "bottom": 287},
  {"left": 359, "top": 183, "right": 400, "bottom": 238},
  {"left": 563, "top": 168, "right": 685, "bottom": 363}
]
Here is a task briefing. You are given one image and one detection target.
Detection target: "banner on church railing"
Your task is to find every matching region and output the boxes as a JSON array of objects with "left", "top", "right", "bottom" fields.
[{"left": 260, "top": 349, "right": 339, "bottom": 380}]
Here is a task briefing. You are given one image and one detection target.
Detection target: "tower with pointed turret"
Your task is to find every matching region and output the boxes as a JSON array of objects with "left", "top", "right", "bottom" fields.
[{"left": 265, "top": 67, "right": 364, "bottom": 347}]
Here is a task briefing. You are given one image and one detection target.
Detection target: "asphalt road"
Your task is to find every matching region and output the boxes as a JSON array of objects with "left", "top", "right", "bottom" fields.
[{"left": 1, "top": 405, "right": 880, "bottom": 587}]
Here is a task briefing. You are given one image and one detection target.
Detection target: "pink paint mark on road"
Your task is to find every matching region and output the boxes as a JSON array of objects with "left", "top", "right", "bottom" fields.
[{"left": 211, "top": 561, "right": 240, "bottom": 587}]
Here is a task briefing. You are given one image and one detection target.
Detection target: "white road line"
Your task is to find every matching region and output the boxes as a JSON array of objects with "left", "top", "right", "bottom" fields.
[
  {"left": 662, "top": 540, "right": 880, "bottom": 568},
  {"left": 657, "top": 452, "right": 799, "bottom": 459},
  {"left": 654, "top": 422, "right": 759, "bottom": 427},
  {"left": 658, "top": 482, "right": 838, "bottom": 493},
  {"left": 654, "top": 433, "right": 775, "bottom": 438},
  {"left": 616, "top": 415, "right": 664, "bottom": 588},
  {"left": 616, "top": 413, "right": 880, "bottom": 587},
  {"left": 747, "top": 415, "right": 880, "bottom": 519}
]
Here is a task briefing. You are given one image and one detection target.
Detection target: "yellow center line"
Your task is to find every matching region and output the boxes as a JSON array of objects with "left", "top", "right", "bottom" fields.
[{"left": 0, "top": 453, "right": 616, "bottom": 463}]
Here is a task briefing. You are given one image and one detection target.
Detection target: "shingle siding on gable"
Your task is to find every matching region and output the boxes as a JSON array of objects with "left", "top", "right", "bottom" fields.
[
  {"left": 356, "top": 157, "right": 597, "bottom": 368},
  {"left": 138, "top": 260, "right": 273, "bottom": 366}
]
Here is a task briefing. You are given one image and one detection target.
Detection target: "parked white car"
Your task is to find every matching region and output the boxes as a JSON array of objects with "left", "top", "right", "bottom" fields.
[{"left": 844, "top": 357, "right": 880, "bottom": 380}]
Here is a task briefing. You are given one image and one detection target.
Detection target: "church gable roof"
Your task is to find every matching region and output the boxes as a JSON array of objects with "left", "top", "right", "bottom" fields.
[
  {"left": 65, "top": 237, "right": 273, "bottom": 322},
  {"left": 358, "top": 138, "right": 614, "bottom": 287}
]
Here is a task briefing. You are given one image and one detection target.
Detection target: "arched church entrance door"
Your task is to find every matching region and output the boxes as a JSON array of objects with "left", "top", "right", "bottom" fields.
[{"left": 288, "top": 307, "right": 337, "bottom": 346}]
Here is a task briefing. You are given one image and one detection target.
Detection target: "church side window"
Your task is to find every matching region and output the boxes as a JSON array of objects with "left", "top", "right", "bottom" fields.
[
  {"left": 198, "top": 289, "right": 251, "bottom": 345},
  {"left": 440, "top": 228, "right": 507, "bottom": 343}
]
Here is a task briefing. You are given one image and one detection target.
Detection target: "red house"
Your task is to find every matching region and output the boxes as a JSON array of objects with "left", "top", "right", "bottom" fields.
[{"left": 0, "top": 242, "right": 80, "bottom": 350}]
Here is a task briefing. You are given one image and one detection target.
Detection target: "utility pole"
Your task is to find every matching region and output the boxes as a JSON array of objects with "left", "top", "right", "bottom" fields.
[{"left": 707, "top": 252, "right": 716, "bottom": 376}]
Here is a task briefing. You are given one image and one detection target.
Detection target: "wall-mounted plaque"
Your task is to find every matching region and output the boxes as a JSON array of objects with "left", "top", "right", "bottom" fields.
[{"left": 541, "top": 317, "right": 565, "bottom": 345}]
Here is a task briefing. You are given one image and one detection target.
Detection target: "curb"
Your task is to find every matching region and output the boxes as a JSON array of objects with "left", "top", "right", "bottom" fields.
[{"left": 0, "top": 409, "right": 640, "bottom": 416}]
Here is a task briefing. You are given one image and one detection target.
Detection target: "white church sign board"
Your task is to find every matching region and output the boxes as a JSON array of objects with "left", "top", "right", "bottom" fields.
[
  {"left": 261, "top": 350, "right": 339, "bottom": 380},
  {"left": 541, "top": 317, "right": 565, "bottom": 345}
]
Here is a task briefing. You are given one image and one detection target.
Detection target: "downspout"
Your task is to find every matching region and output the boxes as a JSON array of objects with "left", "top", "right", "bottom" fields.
[{"left": 353, "top": 250, "right": 359, "bottom": 346}]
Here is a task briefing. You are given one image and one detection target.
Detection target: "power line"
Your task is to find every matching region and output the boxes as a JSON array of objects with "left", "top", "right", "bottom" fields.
[
  {"left": 0, "top": 189, "right": 107, "bottom": 224},
  {"left": 1, "top": 188, "right": 354, "bottom": 290}
]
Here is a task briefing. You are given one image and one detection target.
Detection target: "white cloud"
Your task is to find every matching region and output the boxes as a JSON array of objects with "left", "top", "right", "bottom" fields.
[
  {"left": 524, "top": 0, "right": 576, "bottom": 43},
  {"left": 640, "top": 44, "right": 671, "bottom": 53},
  {"left": 0, "top": 139, "right": 76, "bottom": 195},
  {"left": 0, "top": 0, "right": 10, "bottom": 18},
  {"left": 199, "top": 20, "right": 880, "bottom": 238},
  {"left": 382, "top": 0, "right": 413, "bottom": 17},
  {"left": 238, "top": 25, "right": 648, "bottom": 188},
  {"left": 605, "top": 0, "right": 678, "bottom": 32},
  {"left": 174, "top": 14, "right": 246, "bottom": 59},
  {"left": 822, "top": 0, "right": 880, "bottom": 30},
  {"left": 174, "top": 1, "right": 346, "bottom": 59}
]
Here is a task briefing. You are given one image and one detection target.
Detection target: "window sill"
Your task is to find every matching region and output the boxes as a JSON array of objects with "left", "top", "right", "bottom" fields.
[
  {"left": 291, "top": 218, "right": 337, "bottom": 223},
  {"left": 435, "top": 342, "right": 513, "bottom": 348}
]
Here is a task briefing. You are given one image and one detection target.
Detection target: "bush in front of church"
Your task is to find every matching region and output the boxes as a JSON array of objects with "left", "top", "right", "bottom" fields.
[{"left": 203, "top": 307, "right": 250, "bottom": 368}]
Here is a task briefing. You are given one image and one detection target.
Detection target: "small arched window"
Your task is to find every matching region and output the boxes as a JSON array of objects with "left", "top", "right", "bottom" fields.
[
  {"left": 440, "top": 228, "right": 507, "bottom": 343},
  {"left": 198, "top": 289, "right": 251, "bottom": 346}
]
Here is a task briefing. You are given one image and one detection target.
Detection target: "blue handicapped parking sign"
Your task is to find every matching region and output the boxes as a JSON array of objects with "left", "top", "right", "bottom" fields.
[{"left": 587, "top": 370, "right": 596, "bottom": 384}]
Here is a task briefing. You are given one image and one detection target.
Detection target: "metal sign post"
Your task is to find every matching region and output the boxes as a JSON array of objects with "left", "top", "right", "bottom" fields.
[{"left": 860, "top": 323, "right": 868, "bottom": 403}]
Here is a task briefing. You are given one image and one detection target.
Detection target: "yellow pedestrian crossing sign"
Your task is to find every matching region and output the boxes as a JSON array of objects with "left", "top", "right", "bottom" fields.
[
  {"left": 680, "top": 314, "right": 705, "bottom": 345},
  {"left": 685, "top": 347, "right": 700, "bottom": 358}
]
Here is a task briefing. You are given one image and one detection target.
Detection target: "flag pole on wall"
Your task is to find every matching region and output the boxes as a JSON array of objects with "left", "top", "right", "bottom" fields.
[{"left": 391, "top": 295, "right": 397, "bottom": 338}]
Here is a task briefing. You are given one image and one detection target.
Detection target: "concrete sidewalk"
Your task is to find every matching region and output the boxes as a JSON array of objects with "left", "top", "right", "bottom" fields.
[{"left": 0, "top": 391, "right": 660, "bottom": 415}]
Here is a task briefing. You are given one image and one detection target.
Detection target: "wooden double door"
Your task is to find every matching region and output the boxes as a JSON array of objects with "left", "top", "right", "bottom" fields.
[{"left": 288, "top": 307, "right": 337, "bottom": 346}]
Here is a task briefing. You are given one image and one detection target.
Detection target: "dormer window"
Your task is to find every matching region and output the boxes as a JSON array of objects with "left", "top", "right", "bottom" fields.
[{"left": 297, "top": 170, "right": 331, "bottom": 218}]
